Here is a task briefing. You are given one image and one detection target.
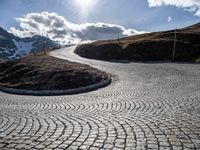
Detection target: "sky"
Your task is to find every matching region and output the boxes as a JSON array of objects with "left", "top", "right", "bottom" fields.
[{"left": 0, "top": 0, "right": 200, "bottom": 44}]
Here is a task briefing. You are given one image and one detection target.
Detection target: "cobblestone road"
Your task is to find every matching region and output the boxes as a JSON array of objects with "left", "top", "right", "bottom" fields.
[{"left": 1, "top": 46, "right": 200, "bottom": 150}]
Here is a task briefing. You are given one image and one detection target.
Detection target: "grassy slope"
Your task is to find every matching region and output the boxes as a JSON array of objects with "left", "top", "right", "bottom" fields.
[
  {"left": 0, "top": 52, "right": 108, "bottom": 90},
  {"left": 75, "top": 23, "right": 200, "bottom": 62}
]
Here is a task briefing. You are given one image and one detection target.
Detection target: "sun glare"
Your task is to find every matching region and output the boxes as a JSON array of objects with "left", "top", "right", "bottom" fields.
[
  {"left": 77, "top": 0, "right": 93, "bottom": 7},
  {"left": 73, "top": 0, "right": 98, "bottom": 17}
]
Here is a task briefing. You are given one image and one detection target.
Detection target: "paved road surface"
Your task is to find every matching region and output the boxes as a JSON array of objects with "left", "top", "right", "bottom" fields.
[{"left": 1, "top": 46, "right": 200, "bottom": 149}]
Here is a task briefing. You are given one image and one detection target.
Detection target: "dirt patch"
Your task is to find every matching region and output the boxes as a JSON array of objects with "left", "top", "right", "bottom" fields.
[{"left": 0, "top": 52, "right": 108, "bottom": 90}]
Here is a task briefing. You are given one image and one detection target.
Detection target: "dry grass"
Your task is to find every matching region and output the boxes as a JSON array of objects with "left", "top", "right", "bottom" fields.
[
  {"left": 75, "top": 23, "right": 200, "bottom": 62},
  {"left": 0, "top": 52, "right": 108, "bottom": 90}
]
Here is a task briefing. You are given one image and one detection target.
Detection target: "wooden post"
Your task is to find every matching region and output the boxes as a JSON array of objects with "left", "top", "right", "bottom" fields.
[
  {"left": 43, "top": 39, "right": 46, "bottom": 55},
  {"left": 117, "top": 37, "right": 120, "bottom": 43},
  {"left": 172, "top": 29, "right": 177, "bottom": 62}
]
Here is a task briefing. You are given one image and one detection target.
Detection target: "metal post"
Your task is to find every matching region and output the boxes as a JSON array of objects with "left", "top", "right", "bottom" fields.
[{"left": 172, "top": 29, "right": 177, "bottom": 62}]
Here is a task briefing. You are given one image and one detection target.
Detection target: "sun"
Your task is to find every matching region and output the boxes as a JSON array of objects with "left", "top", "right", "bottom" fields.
[
  {"left": 76, "top": 0, "right": 93, "bottom": 8},
  {"left": 73, "top": 0, "right": 98, "bottom": 17}
]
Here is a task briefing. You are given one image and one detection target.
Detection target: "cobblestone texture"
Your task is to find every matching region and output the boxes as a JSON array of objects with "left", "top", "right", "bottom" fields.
[{"left": 0, "top": 46, "right": 200, "bottom": 149}]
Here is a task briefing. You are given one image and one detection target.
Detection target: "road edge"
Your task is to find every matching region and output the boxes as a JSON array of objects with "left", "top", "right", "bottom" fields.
[{"left": 0, "top": 75, "right": 111, "bottom": 96}]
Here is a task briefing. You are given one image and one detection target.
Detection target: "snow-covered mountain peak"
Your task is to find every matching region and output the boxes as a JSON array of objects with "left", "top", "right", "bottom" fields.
[{"left": 0, "top": 26, "right": 60, "bottom": 60}]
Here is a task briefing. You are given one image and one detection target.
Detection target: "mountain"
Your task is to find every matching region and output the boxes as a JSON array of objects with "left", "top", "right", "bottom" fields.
[
  {"left": 75, "top": 22, "right": 200, "bottom": 62},
  {"left": 0, "top": 27, "right": 60, "bottom": 61}
]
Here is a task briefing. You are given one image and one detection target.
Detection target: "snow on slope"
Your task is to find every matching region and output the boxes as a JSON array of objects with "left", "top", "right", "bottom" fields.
[
  {"left": 0, "top": 47, "right": 11, "bottom": 54},
  {"left": 0, "top": 26, "right": 61, "bottom": 60},
  {"left": 0, "top": 35, "right": 5, "bottom": 39},
  {"left": 9, "top": 39, "right": 34, "bottom": 58}
]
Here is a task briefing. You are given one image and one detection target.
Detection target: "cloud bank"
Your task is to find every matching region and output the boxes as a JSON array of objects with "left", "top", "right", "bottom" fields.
[
  {"left": 9, "top": 12, "right": 145, "bottom": 45},
  {"left": 147, "top": 0, "right": 200, "bottom": 16}
]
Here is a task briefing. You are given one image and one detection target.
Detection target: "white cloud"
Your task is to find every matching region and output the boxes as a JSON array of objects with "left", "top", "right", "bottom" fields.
[
  {"left": 168, "top": 16, "right": 172, "bottom": 22},
  {"left": 147, "top": 0, "right": 200, "bottom": 16},
  {"left": 9, "top": 12, "right": 145, "bottom": 45}
]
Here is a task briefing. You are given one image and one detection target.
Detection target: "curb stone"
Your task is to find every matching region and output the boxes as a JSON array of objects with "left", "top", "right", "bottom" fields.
[{"left": 0, "top": 75, "right": 111, "bottom": 96}]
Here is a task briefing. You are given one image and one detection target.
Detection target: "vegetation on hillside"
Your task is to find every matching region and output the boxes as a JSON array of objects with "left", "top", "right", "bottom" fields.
[
  {"left": 0, "top": 52, "right": 108, "bottom": 90},
  {"left": 75, "top": 23, "right": 200, "bottom": 62}
]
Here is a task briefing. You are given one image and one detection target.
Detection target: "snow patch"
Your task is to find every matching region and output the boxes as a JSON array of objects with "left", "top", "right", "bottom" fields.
[
  {"left": 10, "top": 39, "right": 34, "bottom": 58},
  {"left": 0, "top": 35, "right": 5, "bottom": 39},
  {"left": 0, "top": 47, "right": 10, "bottom": 54}
]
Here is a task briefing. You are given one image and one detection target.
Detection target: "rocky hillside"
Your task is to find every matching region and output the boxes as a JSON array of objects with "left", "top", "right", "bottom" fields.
[
  {"left": 0, "top": 27, "right": 60, "bottom": 60},
  {"left": 75, "top": 22, "right": 200, "bottom": 62}
]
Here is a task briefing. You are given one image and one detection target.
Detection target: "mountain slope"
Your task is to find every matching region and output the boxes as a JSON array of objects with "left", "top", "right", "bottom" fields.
[
  {"left": 75, "top": 22, "right": 200, "bottom": 62},
  {"left": 0, "top": 27, "right": 60, "bottom": 60}
]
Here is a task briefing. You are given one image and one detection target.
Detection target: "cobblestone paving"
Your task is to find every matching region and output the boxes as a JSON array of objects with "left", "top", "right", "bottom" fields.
[{"left": 1, "top": 46, "right": 200, "bottom": 150}]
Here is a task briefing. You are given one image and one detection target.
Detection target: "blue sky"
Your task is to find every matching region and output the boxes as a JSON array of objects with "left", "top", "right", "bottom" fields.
[
  {"left": 0, "top": 0, "right": 200, "bottom": 44},
  {"left": 0, "top": 0, "right": 199, "bottom": 31}
]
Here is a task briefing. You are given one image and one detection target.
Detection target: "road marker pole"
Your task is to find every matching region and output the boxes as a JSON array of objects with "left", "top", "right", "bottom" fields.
[
  {"left": 172, "top": 29, "right": 177, "bottom": 62},
  {"left": 43, "top": 39, "right": 46, "bottom": 55}
]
